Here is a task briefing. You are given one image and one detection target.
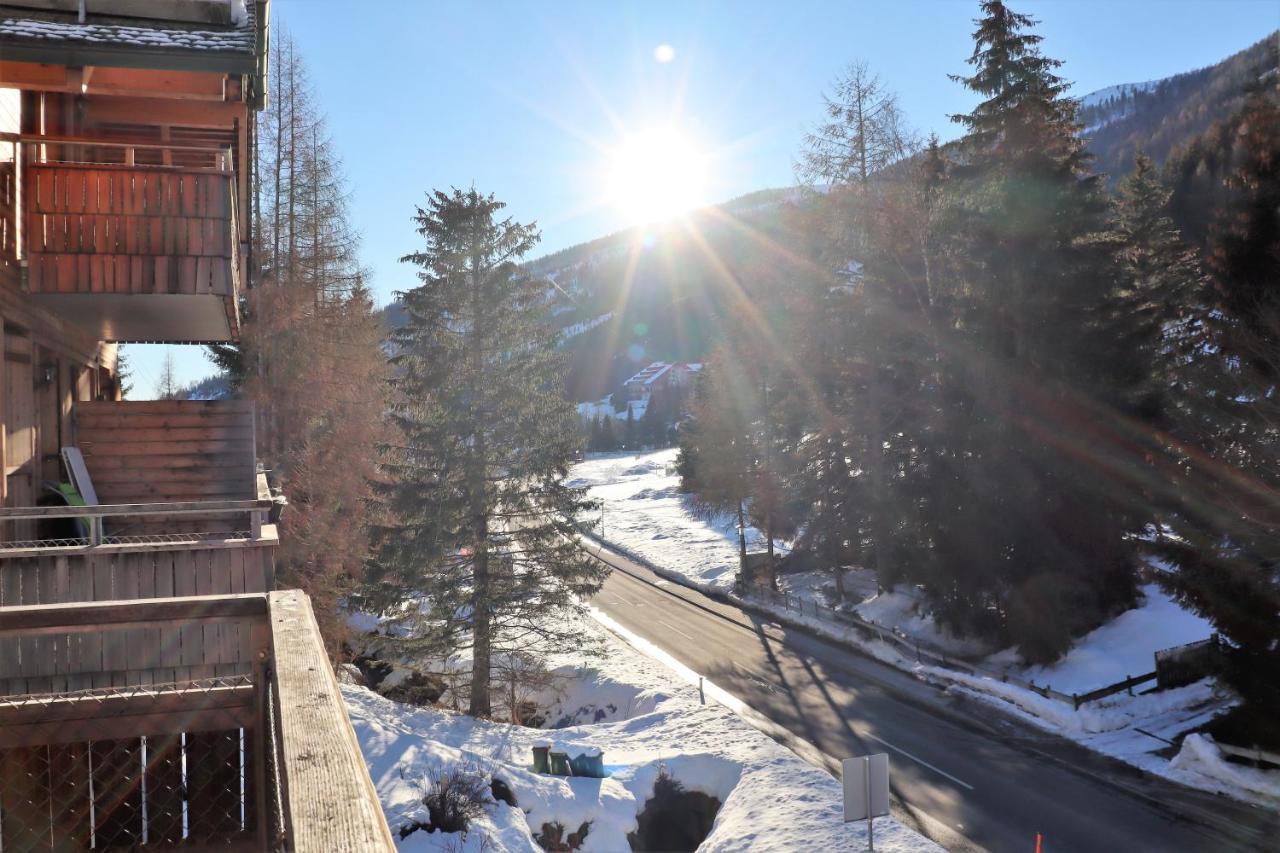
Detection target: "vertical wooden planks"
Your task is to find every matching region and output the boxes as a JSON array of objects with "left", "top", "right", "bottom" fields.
[{"left": 24, "top": 165, "right": 239, "bottom": 300}]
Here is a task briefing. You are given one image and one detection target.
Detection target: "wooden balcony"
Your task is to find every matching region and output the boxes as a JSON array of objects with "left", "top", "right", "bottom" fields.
[
  {"left": 0, "top": 590, "right": 395, "bottom": 851},
  {"left": 7, "top": 134, "right": 245, "bottom": 343},
  {"left": 1, "top": 400, "right": 275, "bottom": 604}
]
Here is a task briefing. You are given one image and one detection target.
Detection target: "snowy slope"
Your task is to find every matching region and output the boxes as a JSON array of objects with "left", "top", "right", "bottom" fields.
[
  {"left": 345, "top": 614, "right": 939, "bottom": 851},
  {"left": 1078, "top": 80, "right": 1158, "bottom": 109},
  {"left": 568, "top": 450, "right": 781, "bottom": 592}
]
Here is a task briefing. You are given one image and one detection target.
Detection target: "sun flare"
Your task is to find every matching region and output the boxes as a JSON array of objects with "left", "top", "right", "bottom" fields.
[{"left": 606, "top": 126, "right": 707, "bottom": 225}]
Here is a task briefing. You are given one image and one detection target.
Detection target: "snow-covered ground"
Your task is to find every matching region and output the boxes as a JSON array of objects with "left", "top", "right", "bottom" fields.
[
  {"left": 345, "top": 613, "right": 938, "bottom": 851},
  {"left": 985, "top": 583, "right": 1214, "bottom": 693},
  {"left": 566, "top": 449, "right": 1279, "bottom": 808},
  {"left": 567, "top": 449, "right": 779, "bottom": 592}
]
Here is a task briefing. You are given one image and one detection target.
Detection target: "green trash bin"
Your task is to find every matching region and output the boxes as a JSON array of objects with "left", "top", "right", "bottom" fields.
[
  {"left": 548, "top": 751, "right": 572, "bottom": 777},
  {"left": 532, "top": 742, "right": 551, "bottom": 774},
  {"left": 568, "top": 749, "right": 605, "bottom": 778}
]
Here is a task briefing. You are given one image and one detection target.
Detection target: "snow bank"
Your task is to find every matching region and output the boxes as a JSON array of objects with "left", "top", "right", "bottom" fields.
[
  {"left": 346, "top": 614, "right": 939, "bottom": 851},
  {"left": 855, "top": 588, "right": 991, "bottom": 658},
  {"left": 1168, "top": 734, "right": 1280, "bottom": 807}
]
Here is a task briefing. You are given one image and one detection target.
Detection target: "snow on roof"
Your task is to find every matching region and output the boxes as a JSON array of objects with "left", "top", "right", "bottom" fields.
[
  {"left": 0, "top": 1, "right": 256, "bottom": 57},
  {"left": 641, "top": 363, "right": 673, "bottom": 385},
  {"left": 624, "top": 362, "right": 670, "bottom": 385}
]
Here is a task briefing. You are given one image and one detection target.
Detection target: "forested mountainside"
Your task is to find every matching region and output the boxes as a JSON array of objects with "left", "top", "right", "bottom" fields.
[
  {"left": 1080, "top": 33, "right": 1277, "bottom": 180},
  {"left": 382, "top": 33, "right": 1277, "bottom": 404}
]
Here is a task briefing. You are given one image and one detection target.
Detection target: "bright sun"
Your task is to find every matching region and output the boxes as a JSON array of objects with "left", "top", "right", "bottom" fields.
[{"left": 606, "top": 126, "right": 707, "bottom": 225}]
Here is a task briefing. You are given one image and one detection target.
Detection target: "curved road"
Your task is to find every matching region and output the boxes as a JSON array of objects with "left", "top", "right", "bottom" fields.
[{"left": 581, "top": 538, "right": 1274, "bottom": 852}]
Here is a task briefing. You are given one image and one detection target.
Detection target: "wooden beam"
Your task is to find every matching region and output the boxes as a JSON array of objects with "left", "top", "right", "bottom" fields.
[
  {"left": 0, "top": 592, "right": 267, "bottom": 635},
  {"left": 86, "top": 67, "right": 226, "bottom": 101},
  {"left": 0, "top": 702, "right": 255, "bottom": 748},
  {"left": 0, "top": 62, "right": 230, "bottom": 100},
  {"left": 269, "top": 590, "right": 395, "bottom": 851},
  {"left": 0, "top": 60, "right": 69, "bottom": 89},
  {"left": 83, "top": 95, "right": 247, "bottom": 129}
]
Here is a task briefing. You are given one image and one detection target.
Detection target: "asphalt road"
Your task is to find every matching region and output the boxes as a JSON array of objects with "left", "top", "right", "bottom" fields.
[{"left": 581, "top": 537, "right": 1275, "bottom": 852}]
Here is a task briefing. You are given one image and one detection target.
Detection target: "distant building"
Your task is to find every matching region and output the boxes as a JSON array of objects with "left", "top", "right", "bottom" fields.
[{"left": 624, "top": 361, "right": 703, "bottom": 402}]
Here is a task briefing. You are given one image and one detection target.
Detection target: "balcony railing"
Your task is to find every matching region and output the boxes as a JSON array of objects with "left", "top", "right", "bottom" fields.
[
  {"left": 0, "top": 590, "right": 395, "bottom": 851},
  {"left": 2, "top": 132, "right": 245, "bottom": 343}
]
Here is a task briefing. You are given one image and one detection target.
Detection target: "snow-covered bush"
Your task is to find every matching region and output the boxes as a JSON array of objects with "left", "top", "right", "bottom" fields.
[{"left": 413, "top": 766, "right": 492, "bottom": 835}]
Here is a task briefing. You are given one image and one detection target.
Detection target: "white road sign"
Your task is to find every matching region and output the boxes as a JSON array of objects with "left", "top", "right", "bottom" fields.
[{"left": 843, "top": 753, "right": 890, "bottom": 822}]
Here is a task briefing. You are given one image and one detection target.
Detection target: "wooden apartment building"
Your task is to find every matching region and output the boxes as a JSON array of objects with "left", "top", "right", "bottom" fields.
[{"left": 0, "top": 2, "right": 391, "bottom": 848}]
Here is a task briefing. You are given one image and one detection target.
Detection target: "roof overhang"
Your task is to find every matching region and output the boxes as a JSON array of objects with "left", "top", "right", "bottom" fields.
[{"left": 0, "top": 39, "right": 255, "bottom": 74}]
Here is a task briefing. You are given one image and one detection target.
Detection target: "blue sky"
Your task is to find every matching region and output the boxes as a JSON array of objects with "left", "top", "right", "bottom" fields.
[{"left": 136, "top": 0, "right": 1277, "bottom": 392}]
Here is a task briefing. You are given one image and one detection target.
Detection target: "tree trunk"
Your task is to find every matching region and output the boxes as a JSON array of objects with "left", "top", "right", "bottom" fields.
[
  {"left": 467, "top": 241, "right": 492, "bottom": 719},
  {"left": 736, "top": 500, "right": 747, "bottom": 569},
  {"left": 867, "top": 372, "right": 894, "bottom": 589}
]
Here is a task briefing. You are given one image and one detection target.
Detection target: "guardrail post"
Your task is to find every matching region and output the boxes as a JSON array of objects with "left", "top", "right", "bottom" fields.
[
  {"left": 87, "top": 516, "right": 102, "bottom": 546},
  {"left": 1072, "top": 692, "right": 1080, "bottom": 711},
  {"left": 1126, "top": 675, "right": 1134, "bottom": 697}
]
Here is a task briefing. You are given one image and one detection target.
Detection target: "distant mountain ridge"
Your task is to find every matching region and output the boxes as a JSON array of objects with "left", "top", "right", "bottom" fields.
[{"left": 1077, "top": 33, "right": 1277, "bottom": 180}]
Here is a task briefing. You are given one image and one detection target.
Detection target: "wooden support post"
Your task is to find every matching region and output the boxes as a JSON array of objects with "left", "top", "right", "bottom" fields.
[{"left": 254, "top": 660, "right": 271, "bottom": 846}]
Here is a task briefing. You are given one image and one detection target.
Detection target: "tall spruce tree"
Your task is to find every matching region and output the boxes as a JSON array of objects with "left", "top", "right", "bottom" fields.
[
  {"left": 1110, "top": 151, "right": 1204, "bottom": 423},
  {"left": 934, "top": 1, "right": 1140, "bottom": 660},
  {"left": 372, "top": 189, "right": 606, "bottom": 718},
  {"left": 1153, "top": 94, "right": 1280, "bottom": 711}
]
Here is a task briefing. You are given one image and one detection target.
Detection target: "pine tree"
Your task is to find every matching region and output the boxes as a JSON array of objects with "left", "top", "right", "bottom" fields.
[
  {"left": 600, "top": 414, "right": 617, "bottom": 450},
  {"left": 588, "top": 415, "right": 603, "bottom": 452},
  {"left": 204, "top": 343, "right": 247, "bottom": 389},
  {"left": 372, "top": 189, "right": 607, "bottom": 718},
  {"left": 678, "top": 353, "right": 754, "bottom": 569},
  {"left": 1110, "top": 151, "right": 1203, "bottom": 423},
  {"left": 154, "top": 352, "right": 181, "bottom": 400},
  {"left": 1152, "top": 94, "right": 1280, "bottom": 710},
  {"left": 624, "top": 405, "right": 636, "bottom": 450},
  {"left": 115, "top": 345, "right": 134, "bottom": 399},
  {"left": 934, "top": 0, "right": 1140, "bottom": 660}
]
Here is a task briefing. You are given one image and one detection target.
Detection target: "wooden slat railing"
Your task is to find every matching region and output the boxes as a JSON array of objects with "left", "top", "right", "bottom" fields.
[{"left": 24, "top": 162, "right": 238, "bottom": 296}]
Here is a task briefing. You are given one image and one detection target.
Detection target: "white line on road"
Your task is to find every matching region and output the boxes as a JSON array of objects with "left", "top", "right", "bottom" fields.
[
  {"left": 861, "top": 731, "right": 975, "bottom": 790},
  {"left": 657, "top": 619, "right": 693, "bottom": 640}
]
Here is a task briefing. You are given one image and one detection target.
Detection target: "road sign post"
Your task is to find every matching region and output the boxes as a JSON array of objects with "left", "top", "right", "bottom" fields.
[{"left": 843, "top": 754, "right": 890, "bottom": 851}]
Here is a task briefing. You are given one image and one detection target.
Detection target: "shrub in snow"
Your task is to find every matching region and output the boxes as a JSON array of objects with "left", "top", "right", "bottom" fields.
[
  {"left": 335, "top": 663, "right": 365, "bottom": 686},
  {"left": 414, "top": 766, "right": 492, "bottom": 835},
  {"left": 380, "top": 669, "right": 447, "bottom": 706},
  {"left": 535, "top": 820, "right": 592, "bottom": 851},
  {"left": 627, "top": 767, "right": 721, "bottom": 852},
  {"left": 490, "top": 776, "right": 518, "bottom": 808}
]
